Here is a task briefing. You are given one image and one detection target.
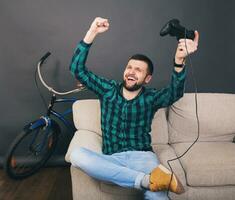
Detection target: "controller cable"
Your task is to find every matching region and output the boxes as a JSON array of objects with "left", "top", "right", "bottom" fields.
[{"left": 166, "top": 30, "right": 200, "bottom": 199}]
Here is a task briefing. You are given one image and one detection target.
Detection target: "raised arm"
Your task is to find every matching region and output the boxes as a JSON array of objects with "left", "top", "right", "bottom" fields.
[
  {"left": 153, "top": 31, "right": 199, "bottom": 109},
  {"left": 174, "top": 31, "right": 199, "bottom": 72},
  {"left": 70, "top": 17, "right": 115, "bottom": 97},
  {"left": 83, "top": 17, "right": 110, "bottom": 44}
]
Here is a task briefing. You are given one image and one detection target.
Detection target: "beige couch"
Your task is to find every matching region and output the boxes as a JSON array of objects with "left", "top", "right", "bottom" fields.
[{"left": 65, "top": 93, "right": 235, "bottom": 200}]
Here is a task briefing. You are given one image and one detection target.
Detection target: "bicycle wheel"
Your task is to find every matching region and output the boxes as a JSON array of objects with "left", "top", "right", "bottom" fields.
[{"left": 4, "top": 119, "right": 60, "bottom": 179}]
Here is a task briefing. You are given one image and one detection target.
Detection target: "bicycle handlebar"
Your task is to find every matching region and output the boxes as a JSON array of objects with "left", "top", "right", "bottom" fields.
[
  {"left": 39, "top": 52, "right": 51, "bottom": 65},
  {"left": 37, "top": 52, "right": 85, "bottom": 96}
]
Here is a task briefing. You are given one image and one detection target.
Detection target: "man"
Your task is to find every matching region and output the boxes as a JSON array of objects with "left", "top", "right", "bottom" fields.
[{"left": 70, "top": 17, "right": 199, "bottom": 200}]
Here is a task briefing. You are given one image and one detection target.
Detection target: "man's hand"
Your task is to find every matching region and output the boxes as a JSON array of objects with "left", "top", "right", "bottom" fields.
[
  {"left": 90, "top": 17, "right": 110, "bottom": 34},
  {"left": 174, "top": 31, "right": 199, "bottom": 65},
  {"left": 76, "top": 81, "right": 85, "bottom": 90},
  {"left": 84, "top": 17, "right": 110, "bottom": 44}
]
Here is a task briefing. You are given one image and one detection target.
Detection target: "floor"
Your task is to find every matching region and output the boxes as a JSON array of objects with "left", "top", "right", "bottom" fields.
[{"left": 0, "top": 167, "right": 72, "bottom": 200}]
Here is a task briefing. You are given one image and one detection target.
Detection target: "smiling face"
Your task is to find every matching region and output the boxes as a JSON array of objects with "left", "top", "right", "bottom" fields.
[{"left": 123, "top": 59, "right": 152, "bottom": 91}]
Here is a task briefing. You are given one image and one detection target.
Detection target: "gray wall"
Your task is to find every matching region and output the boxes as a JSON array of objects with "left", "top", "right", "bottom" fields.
[{"left": 0, "top": 0, "right": 235, "bottom": 165}]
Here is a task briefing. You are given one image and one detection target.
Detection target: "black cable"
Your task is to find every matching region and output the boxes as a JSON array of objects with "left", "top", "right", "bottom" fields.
[{"left": 166, "top": 30, "right": 200, "bottom": 199}]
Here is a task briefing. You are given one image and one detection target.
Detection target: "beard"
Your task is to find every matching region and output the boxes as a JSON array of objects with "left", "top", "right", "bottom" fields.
[{"left": 122, "top": 80, "right": 143, "bottom": 91}]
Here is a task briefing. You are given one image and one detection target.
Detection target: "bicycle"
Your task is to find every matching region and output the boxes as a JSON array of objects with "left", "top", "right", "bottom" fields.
[{"left": 4, "top": 52, "right": 85, "bottom": 179}]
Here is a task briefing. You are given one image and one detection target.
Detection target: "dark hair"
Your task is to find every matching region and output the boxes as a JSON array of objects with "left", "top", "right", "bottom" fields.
[{"left": 129, "top": 54, "right": 154, "bottom": 75}]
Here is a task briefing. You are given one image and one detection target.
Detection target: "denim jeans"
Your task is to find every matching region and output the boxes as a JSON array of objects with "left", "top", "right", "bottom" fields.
[{"left": 70, "top": 147, "right": 168, "bottom": 200}]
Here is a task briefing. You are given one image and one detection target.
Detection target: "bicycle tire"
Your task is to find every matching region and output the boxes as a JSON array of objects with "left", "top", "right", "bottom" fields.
[{"left": 4, "top": 119, "right": 60, "bottom": 179}]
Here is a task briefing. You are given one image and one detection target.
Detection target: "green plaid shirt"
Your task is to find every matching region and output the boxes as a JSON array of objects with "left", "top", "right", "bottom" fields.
[{"left": 70, "top": 40, "right": 186, "bottom": 155}]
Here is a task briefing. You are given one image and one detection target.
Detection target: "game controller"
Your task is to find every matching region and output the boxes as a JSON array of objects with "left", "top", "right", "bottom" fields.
[{"left": 160, "top": 19, "right": 195, "bottom": 40}]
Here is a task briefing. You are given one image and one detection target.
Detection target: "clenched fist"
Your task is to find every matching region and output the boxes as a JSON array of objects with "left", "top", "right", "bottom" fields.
[
  {"left": 84, "top": 17, "right": 110, "bottom": 44},
  {"left": 90, "top": 17, "right": 110, "bottom": 34}
]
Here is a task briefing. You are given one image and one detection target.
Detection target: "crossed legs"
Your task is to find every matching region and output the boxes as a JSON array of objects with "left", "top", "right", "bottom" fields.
[{"left": 70, "top": 147, "right": 168, "bottom": 200}]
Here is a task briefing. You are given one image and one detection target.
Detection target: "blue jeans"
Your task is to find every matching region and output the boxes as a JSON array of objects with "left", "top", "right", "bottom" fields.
[{"left": 70, "top": 147, "right": 168, "bottom": 200}]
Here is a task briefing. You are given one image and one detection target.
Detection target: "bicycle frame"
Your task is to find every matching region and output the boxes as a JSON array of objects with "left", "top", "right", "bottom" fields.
[
  {"left": 30, "top": 94, "right": 77, "bottom": 133},
  {"left": 47, "top": 95, "right": 77, "bottom": 133},
  {"left": 26, "top": 94, "right": 77, "bottom": 154}
]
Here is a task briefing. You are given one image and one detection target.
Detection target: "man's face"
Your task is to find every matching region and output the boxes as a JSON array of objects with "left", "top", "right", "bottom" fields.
[{"left": 123, "top": 59, "right": 152, "bottom": 91}]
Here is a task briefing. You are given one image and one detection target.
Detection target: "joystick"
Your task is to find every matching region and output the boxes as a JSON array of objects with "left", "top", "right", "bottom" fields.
[{"left": 160, "top": 19, "right": 195, "bottom": 40}]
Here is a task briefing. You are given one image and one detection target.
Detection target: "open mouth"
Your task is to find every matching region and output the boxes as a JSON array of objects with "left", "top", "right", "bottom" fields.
[
  {"left": 128, "top": 77, "right": 136, "bottom": 81},
  {"left": 126, "top": 75, "right": 137, "bottom": 82},
  {"left": 126, "top": 78, "right": 137, "bottom": 85}
]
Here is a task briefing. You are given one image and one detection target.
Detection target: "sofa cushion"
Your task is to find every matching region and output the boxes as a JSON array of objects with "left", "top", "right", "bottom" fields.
[
  {"left": 186, "top": 186, "right": 235, "bottom": 200},
  {"left": 168, "top": 93, "right": 235, "bottom": 143},
  {"left": 172, "top": 142, "right": 235, "bottom": 186},
  {"left": 73, "top": 99, "right": 102, "bottom": 135},
  {"left": 151, "top": 108, "right": 169, "bottom": 144}
]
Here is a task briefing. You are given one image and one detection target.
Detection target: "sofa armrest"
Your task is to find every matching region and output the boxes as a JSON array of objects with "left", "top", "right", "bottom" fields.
[{"left": 65, "top": 129, "right": 102, "bottom": 163}]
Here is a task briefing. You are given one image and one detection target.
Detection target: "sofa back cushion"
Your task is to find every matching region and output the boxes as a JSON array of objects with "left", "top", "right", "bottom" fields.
[
  {"left": 151, "top": 108, "right": 169, "bottom": 144},
  {"left": 73, "top": 99, "right": 169, "bottom": 144},
  {"left": 168, "top": 93, "right": 235, "bottom": 143},
  {"left": 73, "top": 99, "right": 102, "bottom": 136}
]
